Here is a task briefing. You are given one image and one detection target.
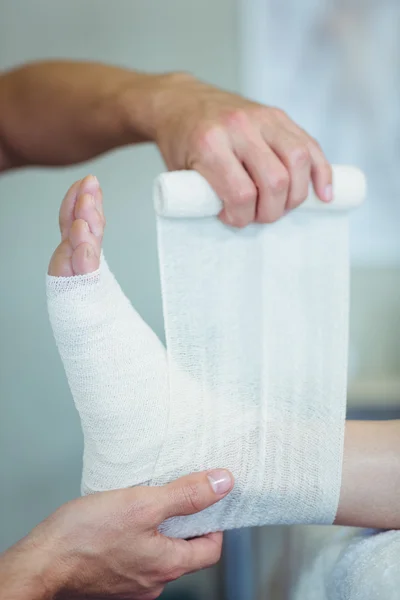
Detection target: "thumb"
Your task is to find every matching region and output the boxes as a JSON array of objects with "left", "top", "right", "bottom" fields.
[{"left": 158, "top": 469, "right": 234, "bottom": 522}]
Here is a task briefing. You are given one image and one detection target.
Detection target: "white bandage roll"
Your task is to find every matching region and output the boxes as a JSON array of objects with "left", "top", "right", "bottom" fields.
[
  {"left": 154, "top": 165, "right": 366, "bottom": 218},
  {"left": 153, "top": 165, "right": 366, "bottom": 537}
]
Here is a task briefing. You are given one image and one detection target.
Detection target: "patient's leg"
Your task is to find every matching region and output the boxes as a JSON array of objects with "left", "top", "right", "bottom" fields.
[
  {"left": 47, "top": 175, "right": 169, "bottom": 494},
  {"left": 48, "top": 176, "right": 400, "bottom": 537}
]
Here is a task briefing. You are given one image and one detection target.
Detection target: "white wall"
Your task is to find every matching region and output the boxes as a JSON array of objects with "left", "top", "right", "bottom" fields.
[
  {"left": 238, "top": 0, "right": 400, "bottom": 268},
  {"left": 238, "top": 4, "right": 400, "bottom": 597},
  {"left": 0, "top": 2, "right": 237, "bottom": 597}
]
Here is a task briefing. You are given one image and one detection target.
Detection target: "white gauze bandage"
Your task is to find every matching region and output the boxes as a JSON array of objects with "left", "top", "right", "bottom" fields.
[
  {"left": 153, "top": 165, "right": 365, "bottom": 537},
  {"left": 47, "top": 165, "right": 365, "bottom": 539}
]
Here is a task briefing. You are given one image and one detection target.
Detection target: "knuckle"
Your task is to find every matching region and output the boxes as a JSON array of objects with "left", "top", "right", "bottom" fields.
[
  {"left": 192, "top": 125, "right": 223, "bottom": 158},
  {"left": 271, "top": 106, "right": 288, "bottom": 121},
  {"left": 230, "top": 186, "right": 256, "bottom": 207},
  {"left": 251, "top": 104, "right": 269, "bottom": 121},
  {"left": 180, "top": 482, "right": 203, "bottom": 514},
  {"left": 163, "top": 565, "right": 185, "bottom": 584},
  {"left": 287, "top": 145, "right": 310, "bottom": 168},
  {"left": 223, "top": 108, "right": 252, "bottom": 130},
  {"left": 268, "top": 170, "right": 289, "bottom": 194}
]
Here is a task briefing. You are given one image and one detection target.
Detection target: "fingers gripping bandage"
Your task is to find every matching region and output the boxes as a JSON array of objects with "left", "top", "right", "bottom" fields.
[{"left": 47, "top": 165, "right": 366, "bottom": 538}]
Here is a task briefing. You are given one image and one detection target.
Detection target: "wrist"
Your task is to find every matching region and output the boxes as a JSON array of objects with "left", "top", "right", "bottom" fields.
[
  {"left": 0, "top": 540, "right": 56, "bottom": 600},
  {"left": 118, "top": 70, "right": 195, "bottom": 144},
  {"left": 0, "top": 520, "right": 74, "bottom": 600}
]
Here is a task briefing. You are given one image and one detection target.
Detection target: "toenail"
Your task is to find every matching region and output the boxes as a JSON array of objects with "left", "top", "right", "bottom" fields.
[
  {"left": 82, "top": 175, "right": 99, "bottom": 195},
  {"left": 88, "top": 175, "right": 98, "bottom": 188}
]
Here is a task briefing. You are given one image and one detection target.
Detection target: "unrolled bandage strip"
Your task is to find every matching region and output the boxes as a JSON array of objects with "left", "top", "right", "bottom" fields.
[
  {"left": 47, "top": 165, "right": 365, "bottom": 540},
  {"left": 153, "top": 165, "right": 366, "bottom": 537}
]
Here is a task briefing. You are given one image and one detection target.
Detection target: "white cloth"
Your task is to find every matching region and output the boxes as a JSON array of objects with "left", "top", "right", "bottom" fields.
[
  {"left": 153, "top": 166, "right": 364, "bottom": 537},
  {"left": 47, "top": 258, "right": 169, "bottom": 493},
  {"left": 47, "top": 165, "right": 365, "bottom": 538},
  {"left": 330, "top": 529, "right": 400, "bottom": 600},
  {"left": 289, "top": 526, "right": 400, "bottom": 600}
]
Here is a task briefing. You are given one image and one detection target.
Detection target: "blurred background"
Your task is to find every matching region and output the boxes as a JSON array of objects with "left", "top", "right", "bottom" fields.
[{"left": 0, "top": 1, "right": 399, "bottom": 599}]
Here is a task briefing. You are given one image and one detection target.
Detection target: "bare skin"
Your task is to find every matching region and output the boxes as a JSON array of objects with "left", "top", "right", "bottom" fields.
[
  {"left": 0, "top": 470, "right": 233, "bottom": 600},
  {"left": 2, "top": 176, "right": 398, "bottom": 600},
  {"left": 0, "top": 60, "right": 333, "bottom": 228},
  {"left": 1, "top": 61, "right": 398, "bottom": 600},
  {"left": 337, "top": 420, "right": 400, "bottom": 529},
  {"left": 49, "top": 175, "right": 400, "bottom": 533}
]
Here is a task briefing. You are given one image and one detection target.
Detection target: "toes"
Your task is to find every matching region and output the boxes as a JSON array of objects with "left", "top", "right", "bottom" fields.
[
  {"left": 82, "top": 175, "right": 104, "bottom": 218},
  {"left": 58, "top": 175, "right": 104, "bottom": 241},
  {"left": 48, "top": 240, "right": 74, "bottom": 276},
  {"left": 59, "top": 179, "right": 82, "bottom": 241},
  {"left": 79, "top": 175, "right": 104, "bottom": 221},
  {"left": 71, "top": 242, "right": 99, "bottom": 275},
  {"left": 69, "top": 219, "right": 100, "bottom": 258},
  {"left": 75, "top": 192, "right": 105, "bottom": 239},
  {"left": 51, "top": 175, "right": 105, "bottom": 278}
]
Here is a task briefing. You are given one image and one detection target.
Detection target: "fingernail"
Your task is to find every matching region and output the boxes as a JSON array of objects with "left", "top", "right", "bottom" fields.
[
  {"left": 207, "top": 470, "right": 233, "bottom": 495},
  {"left": 324, "top": 184, "right": 333, "bottom": 202}
]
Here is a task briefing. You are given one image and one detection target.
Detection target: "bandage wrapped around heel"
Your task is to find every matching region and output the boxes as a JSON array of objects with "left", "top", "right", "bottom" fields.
[{"left": 47, "top": 255, "right": 169, "bottom": 493}]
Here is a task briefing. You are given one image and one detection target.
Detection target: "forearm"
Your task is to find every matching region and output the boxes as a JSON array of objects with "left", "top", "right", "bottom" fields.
[
  {"left": 0, "top": 536, "right": 60, "bottom": 600},
  {"left": 336, "top": 420, "right": 400, "bottom": 529},
  {"left": 0, "top": 60, "right": 177, "bottom": 171}
]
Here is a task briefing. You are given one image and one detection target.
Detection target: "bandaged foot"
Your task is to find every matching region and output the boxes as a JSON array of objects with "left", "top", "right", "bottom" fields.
[
  {"left": 47, "top": 176, "right": 169, "bottom": 493},
  {"left": 48, "top": 173, "right": 354, "bottom": 538}
]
